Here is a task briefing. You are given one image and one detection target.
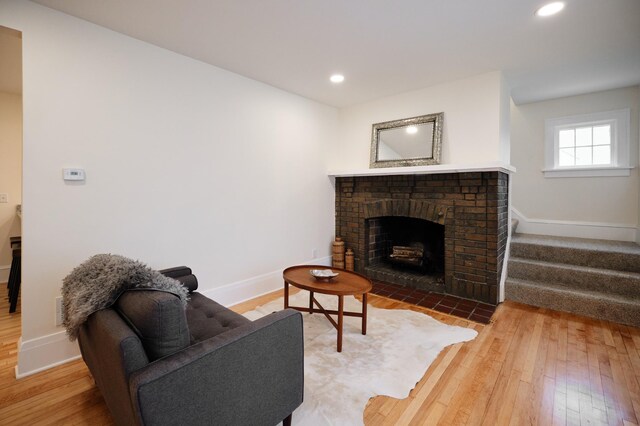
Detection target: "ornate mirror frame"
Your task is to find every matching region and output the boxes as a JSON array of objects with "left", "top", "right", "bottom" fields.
[{"left": 369, "top": 112, "right": 443, "bottom": 168}]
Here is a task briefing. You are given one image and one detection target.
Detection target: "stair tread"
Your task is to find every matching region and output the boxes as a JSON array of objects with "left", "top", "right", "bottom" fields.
[
  {"left": 506, "top": 277, "right": 640, "bottom": 302},
  {"left": 509, "top": 256, "right": 640, "bottom": 280},
  {"left": 512, "top": 233, "right": 640, "bottom": 255}
]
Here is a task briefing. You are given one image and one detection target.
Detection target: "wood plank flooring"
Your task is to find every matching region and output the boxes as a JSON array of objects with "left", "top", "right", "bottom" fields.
[{"left": 1, "top": 286, "right": 639, "bottom": 425}]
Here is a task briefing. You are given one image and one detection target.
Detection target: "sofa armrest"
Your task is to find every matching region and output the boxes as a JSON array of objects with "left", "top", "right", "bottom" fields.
[
  {"left": 79, "top": 309, "right": 150, "bottom": 426},
  {"left": 128, "top": 309, "right": 304, "bottom": 426}
]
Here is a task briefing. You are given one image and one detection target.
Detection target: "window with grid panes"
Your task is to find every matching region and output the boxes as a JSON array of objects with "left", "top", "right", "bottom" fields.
[
  {"left": 557, "top": 124, "right": 611, "bottom": 167},
  {"left": 544, "top": 109, "right": 631, "bottom": 178}
]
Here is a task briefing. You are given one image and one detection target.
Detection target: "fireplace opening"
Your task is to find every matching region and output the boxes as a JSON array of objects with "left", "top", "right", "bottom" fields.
[{"left": 365, "top": 216, "right": 445, "bottom": 292}]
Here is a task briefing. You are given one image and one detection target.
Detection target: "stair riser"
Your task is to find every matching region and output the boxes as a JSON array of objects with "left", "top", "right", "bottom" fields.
[
  {"left": 505, "top": 280, "right": 640, "bottom": 328},
  {"left": 510, "top": 242, "right": 640, "bottom": 273},
  {"left": 508, "top": 259, "right": 640, "bottom": 299}
]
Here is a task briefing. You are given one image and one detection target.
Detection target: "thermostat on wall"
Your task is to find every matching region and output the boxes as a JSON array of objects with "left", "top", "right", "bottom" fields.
[{"left": 63, "top": 168, "right": 86, "bottom": 181}]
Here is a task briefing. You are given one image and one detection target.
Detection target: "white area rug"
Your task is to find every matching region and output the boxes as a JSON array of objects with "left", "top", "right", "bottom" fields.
[{"left": 243, "top": 291, "right": 478, "bottom": 425}]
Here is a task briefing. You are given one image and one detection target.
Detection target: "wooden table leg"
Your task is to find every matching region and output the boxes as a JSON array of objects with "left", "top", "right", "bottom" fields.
[
  {"left": 337, "top": 295, "right": 344, "bottom": 352},
  {"left": 309, "top": 291, "right": 314, "bottom": 314},
  {"left": 362, "top": 292, "right": 368, "bottom": 335},
  {"left": 284, "top": 281, "right": 289, "bottom": 309}
]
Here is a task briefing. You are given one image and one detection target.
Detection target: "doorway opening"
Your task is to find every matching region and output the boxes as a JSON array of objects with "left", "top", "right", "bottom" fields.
[{"left": 0, "top": 24, "right": 23, "bottom": 348}]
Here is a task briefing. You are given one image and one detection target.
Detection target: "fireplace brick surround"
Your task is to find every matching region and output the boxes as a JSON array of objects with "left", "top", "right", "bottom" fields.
[{"left": 335, "top": 171, "right": 509, "bottom": 304}]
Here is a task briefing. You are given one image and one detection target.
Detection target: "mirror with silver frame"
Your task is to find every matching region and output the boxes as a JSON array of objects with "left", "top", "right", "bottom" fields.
[{"left": 370, "top": 112, "right": 443, "bottom": 168}]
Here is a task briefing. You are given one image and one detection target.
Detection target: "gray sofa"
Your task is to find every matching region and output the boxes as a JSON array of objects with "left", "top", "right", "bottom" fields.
[{"left": 78, "top": 266, "right": 304, "bottom": 426}]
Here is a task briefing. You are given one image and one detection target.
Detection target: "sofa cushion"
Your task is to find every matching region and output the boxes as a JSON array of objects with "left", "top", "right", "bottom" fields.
[
  {"left": 175, "top": 274, "right": 198, "bottom": 292},
  {"left": 186, "top": 293, "right": 251, "bottom": 343},
  {"left": 158, "top": 266, "right": 198, "bottom": 292},
  {"left": 115, "top": 290, "right": 190, "bottom": 361}
]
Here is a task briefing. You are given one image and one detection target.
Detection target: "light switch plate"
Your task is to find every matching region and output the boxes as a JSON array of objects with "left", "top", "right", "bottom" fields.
[{"left": 0, "top": 193, "right": 7, "bottom": 203}]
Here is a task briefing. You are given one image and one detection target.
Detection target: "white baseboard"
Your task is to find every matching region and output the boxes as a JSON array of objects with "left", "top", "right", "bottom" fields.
[
  {"left": 201, "top": 256, "right": 332, "bottom": 307},
  {"left": 499, "top": 235, "right": 511, "bottom": 303},
  {"left": 498, "top": 184, "right": 514, "bottom": 303},
  {"left": 15, "top": 256, "right": 332, "bottom": 378},
  {"left": 512, "top": 208, "right": 637, "bottom": 242},
  {"left": 0, "top": 264, "right": 10, "bottom": 284},
  {"left": 15, "top": 332, "right": 80, "bottom": 379}
]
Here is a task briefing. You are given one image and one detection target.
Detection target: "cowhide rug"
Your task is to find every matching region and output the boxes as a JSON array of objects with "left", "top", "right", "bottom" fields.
[{"left": 243, "top": 291, "right": 478, "bottom": 425}]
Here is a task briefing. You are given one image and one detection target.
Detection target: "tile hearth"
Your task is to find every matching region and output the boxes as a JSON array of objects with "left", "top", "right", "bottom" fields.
[{"left": 370, "top": 281, "right": 496, "bottom": 324}]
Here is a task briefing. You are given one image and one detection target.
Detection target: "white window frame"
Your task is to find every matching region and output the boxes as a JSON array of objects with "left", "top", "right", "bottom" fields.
[{"left": 543, "top": 108, "right": 631, "bottom": 178}]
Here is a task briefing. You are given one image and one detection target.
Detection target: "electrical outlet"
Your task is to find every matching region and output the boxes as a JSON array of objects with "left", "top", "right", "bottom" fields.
[
  {"left": 0, "top": 193, "right": 8, "bottom": 203},
  {"left": 55, "top": 296, "right": 64, "bottom": 326},
  {"left": 312, "top": 248, "right": 318, "bottom": 259}
]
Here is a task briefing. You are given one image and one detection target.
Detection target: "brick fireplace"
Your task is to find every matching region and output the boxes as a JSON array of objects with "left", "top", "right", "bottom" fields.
[{"left": 334, "top": 171, "right": 509, "bottom": 304}]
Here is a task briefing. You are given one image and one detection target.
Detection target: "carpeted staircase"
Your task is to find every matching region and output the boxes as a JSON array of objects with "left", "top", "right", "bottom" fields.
[{"left": 505, "top": 233, "right": 640, "bottom": 327}]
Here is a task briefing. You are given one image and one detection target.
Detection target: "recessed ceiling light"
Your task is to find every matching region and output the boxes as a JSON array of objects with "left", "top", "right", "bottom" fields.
[
  {"left": 330, "top": 74, "right": 345, "bottom": 83},
  {"left": 535, "top": 2, "right": 565, "bottom": 17},
  {"left": 406, "top": 126, "right": 418, "bottom": 134}
]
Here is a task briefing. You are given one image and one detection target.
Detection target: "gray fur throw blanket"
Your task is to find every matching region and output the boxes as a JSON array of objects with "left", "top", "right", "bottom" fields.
[{"left": 62, "top": 254, "right": 189, "bottom": 340}]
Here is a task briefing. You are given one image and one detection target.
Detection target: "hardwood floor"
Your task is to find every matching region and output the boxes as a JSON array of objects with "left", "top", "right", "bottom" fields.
[{"left": 1, "top": 287, "right": 639, "bottom": 425}]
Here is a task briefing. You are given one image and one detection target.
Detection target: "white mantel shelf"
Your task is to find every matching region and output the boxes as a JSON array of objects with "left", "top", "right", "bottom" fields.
[{"left": 328, "top": 162, "right": 516, "bottom": 178}]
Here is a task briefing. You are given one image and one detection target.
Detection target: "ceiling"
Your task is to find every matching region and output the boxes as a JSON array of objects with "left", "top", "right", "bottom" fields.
[{"left": 23, "top": 0, "right": 640, "bottom": 107}]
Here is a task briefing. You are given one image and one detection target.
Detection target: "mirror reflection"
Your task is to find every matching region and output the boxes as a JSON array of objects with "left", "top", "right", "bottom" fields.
[
  {"left": 377, "top": 122, "right": 434, "bottom": 161},
  {"left": 370, "top": 112, "right": 443, "bottom": 168}
]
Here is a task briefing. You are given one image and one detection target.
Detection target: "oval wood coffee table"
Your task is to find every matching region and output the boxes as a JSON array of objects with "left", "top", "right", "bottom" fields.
[{"left": 283, "top": 265, "right": 372, "bottom": 352}]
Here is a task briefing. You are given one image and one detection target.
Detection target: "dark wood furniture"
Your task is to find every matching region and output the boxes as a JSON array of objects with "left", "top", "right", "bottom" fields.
[
  {"left": 8, "top": 237, "right": 21, "bottom": 313},
  {"left": 283, "top": 265, "right": 372, "bottom": 352}
]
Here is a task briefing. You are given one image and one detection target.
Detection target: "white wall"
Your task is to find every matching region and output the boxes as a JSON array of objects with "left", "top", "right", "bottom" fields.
[
  {"left": 1, "top": 0, "right": 339, "bottom": 376},
  {"left": 499, "top": 76, "right": 511, "bottom": 165},
  {"left": 0, "top": 91, "right": 21, "bottom": 281},
  {"left": 333, "top": 71, "right": 510, "bottom": 170},
  {"left": 511, "top": 86, "right": 639, "bottom": 240}
]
